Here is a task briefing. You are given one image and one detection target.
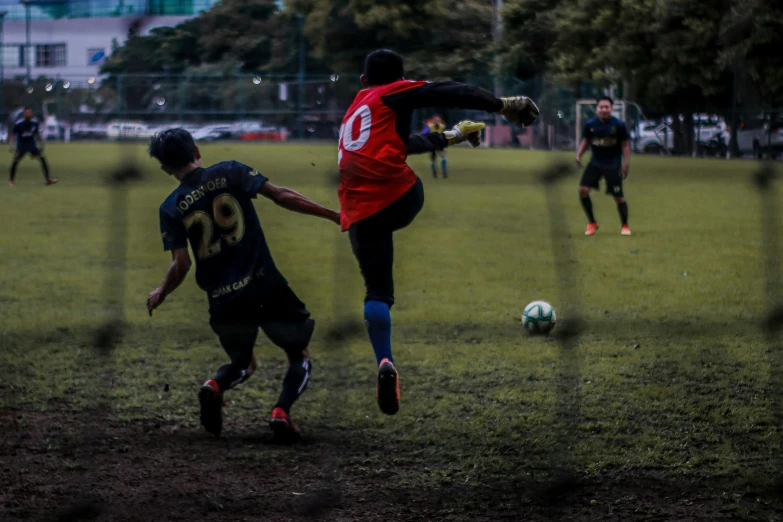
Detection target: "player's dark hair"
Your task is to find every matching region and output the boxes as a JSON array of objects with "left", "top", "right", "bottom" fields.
[
  {"left": 23, "top": 106, "right": 31, "bottom": 111},
  {"left": 364, "top": 49, "right": 404, "bottom": 86},
  {"left": 596, "top": 96, "right": 614, "bottom": 106},
  {"left": 149, "top": 128, "right": 197, "bottom": 171}
]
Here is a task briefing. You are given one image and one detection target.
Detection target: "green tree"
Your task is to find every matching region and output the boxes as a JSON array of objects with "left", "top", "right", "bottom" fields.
[{"left": 290, "top": 0, "right": 494, "bottom": 79}]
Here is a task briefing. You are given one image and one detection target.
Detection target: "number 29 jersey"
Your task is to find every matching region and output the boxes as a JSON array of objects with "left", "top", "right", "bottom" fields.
[
  {"left": 159, "top": 161, "right": 285, "bottom": 312},
  {"left": 338, "top": 80, "right": 428, "bottom": 231}
]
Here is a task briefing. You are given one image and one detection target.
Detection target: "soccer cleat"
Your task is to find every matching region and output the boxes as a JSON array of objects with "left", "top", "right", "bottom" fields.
[
  {"left": 585, "top": 222, "right": 599, "bottom": 236},
  {"left": 45, "top": 178, "right": 58, "bottom": 186},
  {"left": 269, "top": 407, "right": 301, "bottom": 441},
  {"left": 8, "top": 180, "right": 14, "bottom": 187},
  {"left": 198, "top": 379, "right": 223, "bottom": 437},
  {"left": 621, "top": 225, "right": 632, "bottom": 236},
  {"left": 376, "top": 358, "right": 400, "bottom": 415}
]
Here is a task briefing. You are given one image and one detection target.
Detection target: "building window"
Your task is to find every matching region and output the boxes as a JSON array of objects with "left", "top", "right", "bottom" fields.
[{"left": 35, "top": 44, "right": 67, "bottom": 67}]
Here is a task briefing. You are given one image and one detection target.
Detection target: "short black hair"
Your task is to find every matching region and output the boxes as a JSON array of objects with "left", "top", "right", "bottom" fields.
[
  {"left": 596, "top": 96, "right": 614, "bottom": 106},
  {"left": 23, "top": 106, "right": 32, "bottom": 111},
  {"left": 149, "top": 128, "right": 197, "bottom": 171},
  {"left": 364, "top": 49, "right": 404, "bottom": 86}
]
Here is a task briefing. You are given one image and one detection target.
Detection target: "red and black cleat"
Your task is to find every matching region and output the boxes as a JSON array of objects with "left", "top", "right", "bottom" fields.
[
  {"left": 198, "top": 379, "right": 223, "bottom": 437},
  {"left": 269, "top": 407, "right": 301, "bottom": 441}
]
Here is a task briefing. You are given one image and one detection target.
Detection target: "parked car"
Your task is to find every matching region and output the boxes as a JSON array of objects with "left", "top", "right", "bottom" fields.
[
  {"left": 736, "top": 114, "right": 783, "bottom": 159},
  {"left": 631, "top": 115, "right": 725, "bottom": 154},
  {"left": 106, "top": 121, "right": 153, "bottom": 140}
]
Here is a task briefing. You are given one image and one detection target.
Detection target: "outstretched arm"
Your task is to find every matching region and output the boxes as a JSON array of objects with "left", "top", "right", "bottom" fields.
[
  {"left": 259, "top": 181, "right": 340, "bottom": 224},
  {"left": 147, "top": 248, "right": 191, "bottom": 315},
  {"left": 576, "top": 138, "right": 589, "bottom": 166},
  {"left": 407, "top": 132, "right": 447, "bottom": 155},
  {"left": 382, "top": 82, "right": 503, "bottom": 113}
]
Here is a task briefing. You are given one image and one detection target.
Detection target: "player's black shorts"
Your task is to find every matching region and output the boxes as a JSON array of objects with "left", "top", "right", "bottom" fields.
[
  {"left": 16, "top": 142, "right": 41, "bottom": 158},
  {"left": 580, "top": 164, "right": 623, "bottom": 197},
  {"left": 348, "top": 176, "right": 425, "bottom": 307},
  {"left": 209, "top": 281, "right": 314, "bottom": 365}
]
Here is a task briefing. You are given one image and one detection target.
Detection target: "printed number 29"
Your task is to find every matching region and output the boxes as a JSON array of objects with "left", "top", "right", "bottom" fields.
[
  {"left": 338, "top": 104, "right": 372, "bottom": 166},
  {"left": 183, "top": 193, "right": 246, "bottom": 260}
]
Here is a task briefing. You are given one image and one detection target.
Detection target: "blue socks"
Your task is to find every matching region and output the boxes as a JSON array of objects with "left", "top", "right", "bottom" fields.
[
  {"left": 441, "top": 158, "right": 447, "bottom": 175},
  {"left": 364, "top": 300, "right": 393, "bottom": 365}
]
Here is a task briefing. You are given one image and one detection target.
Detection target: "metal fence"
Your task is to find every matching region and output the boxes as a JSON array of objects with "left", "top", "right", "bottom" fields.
[{"left": 1, "top": 72, "right": 781, "bottom": 157}]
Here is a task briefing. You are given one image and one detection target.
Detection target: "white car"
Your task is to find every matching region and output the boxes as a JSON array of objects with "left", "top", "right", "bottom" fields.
[
  {"left": 736, "top": 115, "right": 783, "bottom": 159},
  {"left": 106, "top": 121, "right": 153, "bottom": 140},
  {"left": 631, "top": 116, "right": 725, "bottom": 154}
]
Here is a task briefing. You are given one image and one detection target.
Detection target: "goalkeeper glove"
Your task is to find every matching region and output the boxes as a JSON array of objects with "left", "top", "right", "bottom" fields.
[
  {"left": 499, "top": 96, "right": 540, "bottom": 127},
  {"left": 444, "top": 121, "right": 485, "bottom": 147}
]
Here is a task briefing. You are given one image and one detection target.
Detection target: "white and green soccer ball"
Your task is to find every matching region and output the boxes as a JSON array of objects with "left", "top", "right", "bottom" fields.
[{"left": 522, "top": 301, "right": 557, "bottom": 335}]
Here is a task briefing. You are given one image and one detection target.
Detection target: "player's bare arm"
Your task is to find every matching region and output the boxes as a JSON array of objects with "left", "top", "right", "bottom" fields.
[
  {"left": 576, "top": 138, "right": 589, "bottom": 166},
  {"left": 259, "top": 181, "right": 340, "bottom": 224},
  {"left": 147, "top": 247, "right": 192, "bottom": 315}
]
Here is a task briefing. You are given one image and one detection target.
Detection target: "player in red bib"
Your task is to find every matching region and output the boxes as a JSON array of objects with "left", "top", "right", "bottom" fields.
[{"left": 338, "top": 49, "right": 540, "bottom": 415}]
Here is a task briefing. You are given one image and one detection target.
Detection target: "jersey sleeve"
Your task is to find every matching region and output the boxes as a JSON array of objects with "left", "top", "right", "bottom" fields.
[
  {"left": 381, "top": 81, "right": 504, "bottom": 113},
  {"left": 159, "top": 206, "right": 188, "bottom": 252},
  {"left": 227, "top": 161, "right": 268, "bottom": 198},
  {"left": 12, "top": 122, "right": 20, "bottom": 136}
]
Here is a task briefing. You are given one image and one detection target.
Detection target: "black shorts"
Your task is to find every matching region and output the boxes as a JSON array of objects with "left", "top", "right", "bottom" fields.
[
  {"left": 348, "top": 176, "right": 425, "bottom": 306},
  {"left": 16, "top": 143, "right": 41, "bottom": 158},
  {"left": 580, "top": 164, "right": 623, "bottom": 197},
  {"left": 209, "top": 282, "right": 314, "bottom": 365}
]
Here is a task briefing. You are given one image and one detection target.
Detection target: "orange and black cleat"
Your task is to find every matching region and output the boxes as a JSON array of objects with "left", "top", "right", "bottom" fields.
[
  {"left": 621, "top": 225, "right": 632, "bottom": 236},
  {"left": 198, "top": 379, "right": 223, "bottom": 437},
  {"left": 45, "top": 178, "right": 58, "bottom": 186},
  {"left": 585, "top": 222, "right": 599, "bottom": 236},
  {"left": 269, "top": 407, "right": 301, "bottom": 441},
  {"left": 376, "top": 358, "right": 400, "bottom": 415}
]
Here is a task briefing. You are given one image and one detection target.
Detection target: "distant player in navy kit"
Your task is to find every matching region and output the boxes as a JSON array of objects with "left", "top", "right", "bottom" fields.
[
  {"left": 575, "top": 96, "right": 631, "bottom": 236},
  {"left": 9, "top": 107, "right": 56, "bottom": 186},
  {"left": 146, "top": 128, "right": 340, "bottom": 438}
]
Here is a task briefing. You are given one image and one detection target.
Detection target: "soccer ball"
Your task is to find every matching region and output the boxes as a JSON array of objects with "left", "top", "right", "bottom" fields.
[{"left": 522, "top": 301, "right": 556, "bottom": 335}]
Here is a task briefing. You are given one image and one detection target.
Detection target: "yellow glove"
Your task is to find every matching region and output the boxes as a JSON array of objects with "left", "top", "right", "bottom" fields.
[
  {"left": 444, "top": 121, "right": 485, "bottom": 147},
  {"left": 499, "top": 96, "right": 540, "bottom": 127}
]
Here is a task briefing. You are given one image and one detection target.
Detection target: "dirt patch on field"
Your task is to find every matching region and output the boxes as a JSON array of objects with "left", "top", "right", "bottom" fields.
[{"left": 1, "top": 409, "right": 779, "bottom": 522}]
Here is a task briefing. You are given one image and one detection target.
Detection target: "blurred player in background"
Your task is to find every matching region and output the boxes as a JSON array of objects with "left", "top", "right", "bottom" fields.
[
  {"left": 338, "top": 49, "right": 539, "bottom": 416},
  {"left": 575, "top": 96, "right": 631, "bottom": 236},
  {"left": 146, "top": 128, "right": 340, "bottom": 439},
  {"left": 9, "top": 107, "right": 57, "bottom": 186},
  {"left": 421, "top": 115, "right": 448, "bottom": 178}
]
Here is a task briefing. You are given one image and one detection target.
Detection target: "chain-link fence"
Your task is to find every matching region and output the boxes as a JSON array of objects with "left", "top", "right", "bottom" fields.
[{"left": 1, "top": 72, "right": 781, "bottom": 158}]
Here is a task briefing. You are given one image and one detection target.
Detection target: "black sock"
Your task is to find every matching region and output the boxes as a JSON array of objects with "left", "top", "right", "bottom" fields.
[
  {"left": 617, "top": 201, "right": 628, "bottom": 225},
  {"left": 10, "top": 160, "right": 19, "bottom": 181},
  {"left": 580, "top": 196, "right": 596, "bottom": 223},
  {"left": 274, "top": 357, "right": 311, "bottom": 414},
  {"left": 214, "top": 363, "right": 249, "bottom": 392},
  {"left": 39, "top": 157, "right": 50, "bottom": 180}
]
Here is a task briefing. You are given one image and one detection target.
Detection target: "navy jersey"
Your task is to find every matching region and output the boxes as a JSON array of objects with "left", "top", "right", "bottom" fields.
[
  {"left": 159, "top": 161, "right": 285, "bottom": 312},
  {"left": 13, "top": 118, "right": 40, "bottom": 145},
  {"left": 582, "top": 116, "right": 628, "bottom": 170}
]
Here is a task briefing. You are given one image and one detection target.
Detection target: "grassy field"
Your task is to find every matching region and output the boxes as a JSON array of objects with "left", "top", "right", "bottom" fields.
[{"left": 0, "top": 142, "right": 781, "bottom": 521}]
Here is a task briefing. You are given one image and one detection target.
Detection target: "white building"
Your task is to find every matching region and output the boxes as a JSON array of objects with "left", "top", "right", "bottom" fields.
[{"left": 0, "top": 0, "right": 219, "bottom": 85}]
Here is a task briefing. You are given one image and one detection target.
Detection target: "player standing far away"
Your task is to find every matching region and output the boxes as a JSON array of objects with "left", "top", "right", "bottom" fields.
[
  {"left": 146, "top": 129, "right": 340, "bottom": 439},
  {"left": 575, "top": 96, "right": 631, "bottom": 236},
  {"left": 338, "top": 49, "right": 540, "bottom": 415},
  {"left": 421, "top": 115, "right": 448, "bottom": 178},
  {"left": 9, "top": 106, "right": 57, "bottom": 186}
]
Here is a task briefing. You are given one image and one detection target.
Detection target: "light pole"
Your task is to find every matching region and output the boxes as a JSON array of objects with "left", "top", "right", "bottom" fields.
[{"left": 21, "top": 0, "right": 31, "bottom": 86}]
